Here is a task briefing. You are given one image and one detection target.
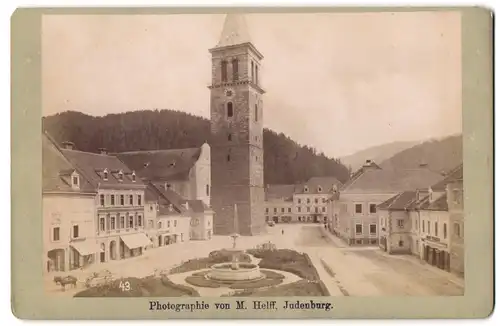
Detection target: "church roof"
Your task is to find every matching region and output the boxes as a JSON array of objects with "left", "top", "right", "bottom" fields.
[{"left": 216, "top": 14, "right": 252, "bottom": 48}]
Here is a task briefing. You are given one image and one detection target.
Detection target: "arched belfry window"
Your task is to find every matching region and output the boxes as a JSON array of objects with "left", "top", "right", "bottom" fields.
[
  {"left": 254, "top": 104, "right": 258, "bottom": 122},
  {"left": 221, "top": 60, "right": 228, "bottom": 82},
  {"left": 232, "top": 58, "right": 239, "bottom": 81},
  {"left": 227, "top": 102, "right": 233, "bottom": 118}
]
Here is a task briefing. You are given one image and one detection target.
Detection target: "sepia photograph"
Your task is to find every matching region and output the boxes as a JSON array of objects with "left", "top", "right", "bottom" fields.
[{"left": 39, "top": 11, "right": 468, "bottom": 299}]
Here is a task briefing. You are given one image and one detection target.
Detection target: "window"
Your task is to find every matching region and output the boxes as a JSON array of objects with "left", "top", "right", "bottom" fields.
[
  {"left": 322, "top": 207, "right": 326, "bottom": 213},
  {"left": 52, "top": 227, "right": 60, "bottom": 241},
  {"left": 206, "top": 184, "right": 210, "bottom": 196},
  {"left": 255, "top": 65, "right": 259, "bottom": 84},
  {"left": 251, "top": 61, "right": 254, "bottom": 82},
  {"left": 415, "top": 219, "right": 418, "bottom": 230},
  {"left": 427, "top": 221, "right": 430, "bottom": 233},
  {"left": 132, "top": 172, "right": 136, "bottom": 182},
  {"left": 118, "top": 171, "right": 123, "bottom": 181},
  {"left": 307, "top": 207, "right": 310, "bottom": 213},
  {"left": 227, "top": 154, "right": 231, "bottom": 162},
  {"left": 255, "top": 104, "right": 258, "bottom": 122},
  {"left": 110, "top": 217, "right": 116, "bottom": 230},
  {"left": 227, "top": 102, "right": 233, "bottom": 117},
  {"left": 100, "top": 194, "right": 105, "bottom": 206},
  {"left": 422, "top": 220, "right": 425, "bottom": 232},
  {"left": 232, "top": 58, "right": 239, "bottom": 81},
  {"left": 228, "top": 133, "right": 232, "bottom": 141},
  {"left": 128, "top": 216, "right": 134, "bottom": 228},
  {"left": 158, "top": 221, "right": 162, "bottom": 229},
  {"left": 398, "top": 240, "right": 404, "bottom": 247},
  {"left": 166, "top": 183, "right": 171, "bottom": 189},
  {"left": 138, "top": 195, "right": 142, "bottom": 206},
  {"left": 174, "top": 220, "right": 177, "bottom": 227},
  {"left": 397, "top": 219, "right": 404, "bottom": 228},
  {"left": 120, "top": 195, "right": 125, "bottom": 206},
  {"left": 306, "top": 198, "right": 310, "bottom": 204},
  {"left": 99, "top": 218, "right": 105, "bottom": 231},
  {"left": 370, "top": 224, "right": 377, "bottom": 234},
  {"left": 281, "top": 208, "right": 285, "bottom": 213},
  {"left": 138, "top": 216, "right": 142, "bottom": 227},
  {"left": 298, "top": 199, "right": 301, "bottom": 204},
  {"left": 72, "top": 176, "right": 79, "bottom": 186},
  {"left": 221, "top": 60, "right": 227, "bottom": 82},
  {"left": 452, "top": 189, "right": 460, "bottom": 204},
  {"left": 369, "top": 204, "right": 377, "bottom": 214},
  {"left": 434, "top": 222, "right": 438, "bottom": 236},
  {"left": 454, "top": 223, "right": 461, "bottom": 237},
  {"left": 304, "top": 186, "right": 309, "bottom": 193},
  {"left": 167, "top": 221, "right": 170, "bottom": 228},
  {"left": 355, "top": 224, "right": 362, "bottom": 235},
  {"left": 355, "top": 204, "right": 363, "bottom": 214},
  {"left": 298, "top": 207, "right": 301, "bottom": 213},
  {"left": 265, "top": 208, "right": 269, "bottom": 213},
  {"left": 356, "top": 240, "right": 362, "bottom": 244},
  {"left": 103, "top": 169, "right": 108, "bottom": 180},
  {"left": 318, "top": 186, "right": 322, "bottom": 192},
  {"left": 315, "top": 198, "right": 318, "bottom": 204},
  {"left": 120, "top": 216, "right": 125, "bottom": 229},
  {"left": 443, "top": 223, "right": 447, "bottom": 239},
  {"left": 129, "top": 195, "right": 133, "bottom": 205},
  {"left": 274, "top": 208, "right": 277, "bottom": 213},
  {"left": 288, "top": 207, "right": 292, "bottom": 213},
  {"left": 110, "top": 195, "right": 115, "bottom": 206}
]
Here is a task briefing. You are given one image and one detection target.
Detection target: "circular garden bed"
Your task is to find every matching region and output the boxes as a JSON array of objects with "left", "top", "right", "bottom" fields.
[{"left": 185, "top": 270, "right": 285, "bottom": 290}]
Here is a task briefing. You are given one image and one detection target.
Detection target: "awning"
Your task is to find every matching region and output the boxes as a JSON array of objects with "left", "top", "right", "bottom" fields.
[
  {"left": 120, "top": 233, "right": 152, "bottom": 249},
  {"left": 71, "top": 240, "right": 102, "bottom": 256}
]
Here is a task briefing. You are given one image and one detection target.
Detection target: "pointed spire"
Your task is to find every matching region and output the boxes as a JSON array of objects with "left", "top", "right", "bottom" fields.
[{"left": 217, "top": 14, "right": 252, "bottom": 48}]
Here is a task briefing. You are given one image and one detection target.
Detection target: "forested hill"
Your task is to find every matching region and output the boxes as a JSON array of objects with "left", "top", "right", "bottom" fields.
[{"left": 43, "top": 110, "right": 350, "bottom": 185}]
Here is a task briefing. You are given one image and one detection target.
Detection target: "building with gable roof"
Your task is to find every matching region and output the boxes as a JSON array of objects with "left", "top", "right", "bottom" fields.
[
  {"left": 377, "top": 164, "right": 464, "bottom": 275},
  {"left": 293, "top": 177, "right": 342, "bottom": 224},
  {"left": 115, "top": 142, "right": 211, "bottom": 207},
  {"left": 264, "top": 184, "right": 295, "bottom": 224},
  {"left": 330, "top": 159, "right": 444, "bottom": 246},
  {"left": 43, "top": 133, "right": 99, "bottom": 272},
  {"left": 57, "top": 140, "right": 151, "bottom": 264}
]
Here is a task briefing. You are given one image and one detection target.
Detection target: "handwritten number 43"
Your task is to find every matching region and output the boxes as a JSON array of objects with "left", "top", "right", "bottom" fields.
[{"left": 119, "top": 281, "right": 131, "bottom": 291}]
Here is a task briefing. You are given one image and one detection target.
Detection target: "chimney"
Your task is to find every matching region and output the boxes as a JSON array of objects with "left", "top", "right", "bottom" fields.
[
  {"left": 98, "top": 148, "right": 108, "bottom": 155},
  {"left": 62, "top": 141, "right": 74, "bottom": 150},
  {"left": 184, "top": 202, "right": 190, "bottom": 211}
]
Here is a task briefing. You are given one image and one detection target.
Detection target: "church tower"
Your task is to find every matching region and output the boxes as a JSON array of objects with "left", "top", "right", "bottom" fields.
[{"left": 209, "top": 14, "right": 266, "bottom": 236}]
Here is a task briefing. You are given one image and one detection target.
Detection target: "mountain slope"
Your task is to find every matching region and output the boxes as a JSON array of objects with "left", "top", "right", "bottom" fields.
[
  {"left": 380, "top": 134, "right": 463, "bottom": 174},
  {"left": 340, "top": 140, "right": 422, "bottom": 171},
  {"left": 42, "top": 110, "right": 350, "bottom": 185}
]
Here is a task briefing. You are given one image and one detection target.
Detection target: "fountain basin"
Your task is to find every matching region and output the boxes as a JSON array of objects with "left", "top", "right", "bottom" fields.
[{"left": 208, "top": 263, "right": 263, "bottom": 282}]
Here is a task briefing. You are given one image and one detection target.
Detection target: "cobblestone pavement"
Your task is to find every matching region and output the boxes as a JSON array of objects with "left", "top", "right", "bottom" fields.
[{"left": 44, "top": 223, "right": 464, "bottom": 297}]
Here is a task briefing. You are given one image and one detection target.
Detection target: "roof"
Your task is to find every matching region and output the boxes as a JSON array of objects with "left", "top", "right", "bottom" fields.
[
  {"left": 62, "top": 148, "right": 143, "bottom": 188},
  {"left": 42, "top": 133, "right": 94, "bottom": 193},
  {"left": 431, "top": 163, "right": 463, "bottom": 191},
  {"left": 216, "top": 14, "right": 252, "bottom": 48},
  {"left": 419, "top": 193, "right": 449, "bottom": 211},
  {"left": 378, "top": 191, "right": 418, "bottom": 211},
  {"left": 342, "top": 161, "right": 382, "bottom": 189},
  {"left": 295, "top": 176, "right": 343, "bottom": 195},
  {"left": 342, "top": 168, "right": 444, "bottom": 193},
  {"left": 116, "top": 148, "right": 201, "bottom": 182},
  {"left": 265, "top": 184, "right": 296, "bottom": 201}
]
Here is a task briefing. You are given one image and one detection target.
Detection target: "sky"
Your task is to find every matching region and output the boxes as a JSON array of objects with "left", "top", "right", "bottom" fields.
[{"left": 42, "top": 11, "right": 462, "bottom": 158}]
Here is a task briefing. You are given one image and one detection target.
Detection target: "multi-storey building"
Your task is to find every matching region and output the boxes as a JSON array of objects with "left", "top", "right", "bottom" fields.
[
  {"left": 209, "top": 14, "right": 266, "bottom": 236},
  {"left": 294, "top": 177, "right": 342, "bottom": 224},
  {"left": 60, "top": 144, "right": 150, "bottom": 263},
  {"left": 447, "top": 167, "right": 464, "bottom": 276},
  {"left": 43, "top": 133, "right": 99, "bottom": 273},
  {"left": 332, "top": 159, "right": 443, "bottom": 246},
  {"left": 264, "top": 185, "right": 295, "bottom": 223}
]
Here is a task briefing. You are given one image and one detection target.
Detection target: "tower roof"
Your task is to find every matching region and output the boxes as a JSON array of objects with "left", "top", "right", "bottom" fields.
[{"left": 216, "top": 14, "right": 252, "bottom": 48}]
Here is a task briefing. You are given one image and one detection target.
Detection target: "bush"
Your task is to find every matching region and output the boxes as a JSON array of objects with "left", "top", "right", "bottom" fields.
[
  {"left": 230, "top": 280, "right": 328, "bottom": 297},
  {"left": 170, "top": 250, "right": 252, "bottom": 275},
  {"left": 185, "top": 276, "right": 221, "bottom": 288},
  {"left": 251, "top": 249, "right": 319, "bottom": 281},
  {"left": 160, "top": 277, "right": 200, "bottom": 297},
  {"left": 229, "top": 277, "right": 282, "bottom": 289},
  {"left": 261, "top": 270, "right": 285, "bottom": 280}
]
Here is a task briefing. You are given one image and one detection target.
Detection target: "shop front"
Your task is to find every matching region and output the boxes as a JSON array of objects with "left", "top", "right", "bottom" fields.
[
  {"left": 423, "top": 236, "right": 450, "bottom": 271},
  {"left": 70, "top": 239, "right": 101, "bottom": 270},
  {"left": 120, "top": 233, "right": 153, "bottom": 259}
]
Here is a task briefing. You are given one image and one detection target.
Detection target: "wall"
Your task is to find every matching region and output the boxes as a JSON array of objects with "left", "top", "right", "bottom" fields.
[
  {"left": 292, "top": 193, "right": 329, "bottom": 223},
  {"left": 387, "top": 210, "right": 411, "bottom": 254},
  {"left": 447, "top": 180, "right": 464, "bottom": 276},
  {"left": 193, "top": 143, "right": 211, "bottom": 206},
  {"left": 264, "top": 199, "right": 294, "bottom": 223}
]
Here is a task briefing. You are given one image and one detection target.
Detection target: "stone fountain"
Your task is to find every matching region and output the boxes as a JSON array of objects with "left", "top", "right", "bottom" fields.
[{"left": 207, "top": 204, "right": 263, "bottom": 282}]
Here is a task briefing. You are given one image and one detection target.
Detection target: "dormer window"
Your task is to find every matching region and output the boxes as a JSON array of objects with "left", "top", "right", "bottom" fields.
[
  {"left": 165, "top": 183, "right": 171, "bottom": 190},
  {"left": 317, "top": 186, "right": 323, "bottom": 193},
  {"left": 131, "top": 171, "right": 136, "bottom": 182},
  {"left": 304, "top": 186, "right": 309, "bottom": 193},
  {"left": 169, "top": 161, "right": 176, "bottom": 168},
  {"left": 71, "top": 171, "right": 80, "bottom": 189},
  {"left": 103, "top": 169, "right": 109, "bottom": 181},
  {"left": 118, "top": 170, "right": 123, "bottom": 182}
]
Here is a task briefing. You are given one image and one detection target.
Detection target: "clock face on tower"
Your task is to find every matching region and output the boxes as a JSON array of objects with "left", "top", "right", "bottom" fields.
[{"left": 224, "top": 88, "right": 234, "bottom": 98}]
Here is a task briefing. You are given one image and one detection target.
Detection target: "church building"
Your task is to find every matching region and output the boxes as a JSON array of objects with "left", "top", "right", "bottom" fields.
[{"left": 209, "top": 14, "right": 266, "bottom": 235}]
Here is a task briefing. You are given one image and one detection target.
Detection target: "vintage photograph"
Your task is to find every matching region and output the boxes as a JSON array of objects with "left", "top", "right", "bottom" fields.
[{"left": 41, "top": 11, "right": 464, "bottom": 298}]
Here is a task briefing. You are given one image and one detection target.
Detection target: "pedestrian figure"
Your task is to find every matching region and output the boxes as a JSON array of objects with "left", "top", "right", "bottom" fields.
[{"left": 281, "top": 229, "right": 284, "bottom": 235}]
